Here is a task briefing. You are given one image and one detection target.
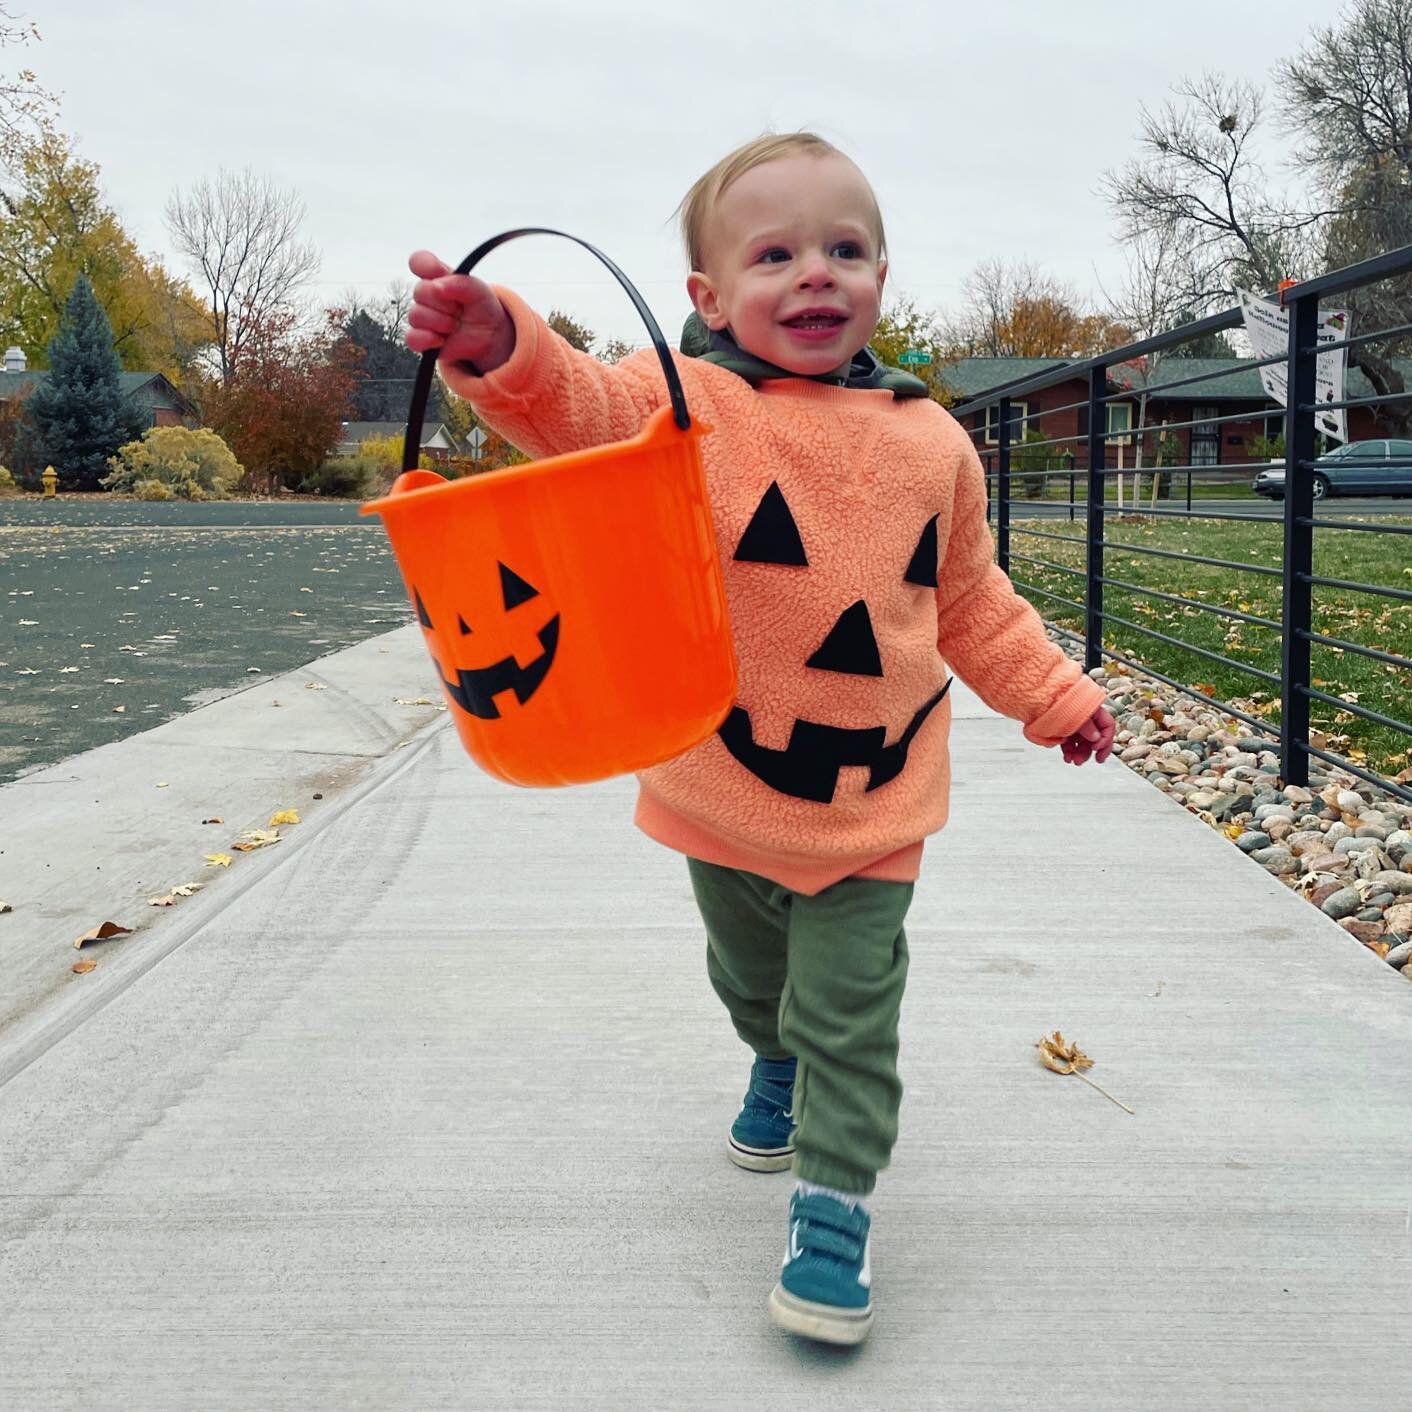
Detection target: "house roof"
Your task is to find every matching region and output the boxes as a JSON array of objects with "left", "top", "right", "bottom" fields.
[
  {"left": 338, "top": 421, "right": 459, "bottom": 452},
  {"left": 942, "top": 356, "right": 1412, "bottom": 406},
  {"left": 0, "top": 368, "right": 198, "bottom": 416}
]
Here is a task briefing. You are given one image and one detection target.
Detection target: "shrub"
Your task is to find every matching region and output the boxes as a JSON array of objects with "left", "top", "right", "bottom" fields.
[
  {"left": 295, "top": 457, "right": 380, "bottom": 498},
  {"left": 103, "top": 426, "right": 243, "bottom": 499},
  {"left": 0, "top": 466, "right": 17, "bottom": 497},
  {"left": 134, "top": 478, "right": 174, "bottom": 501}
]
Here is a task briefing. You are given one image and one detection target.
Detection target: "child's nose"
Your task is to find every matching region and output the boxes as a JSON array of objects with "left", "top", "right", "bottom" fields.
[{"left": 795, "top": 253, "right": 836, "bottom": 289}]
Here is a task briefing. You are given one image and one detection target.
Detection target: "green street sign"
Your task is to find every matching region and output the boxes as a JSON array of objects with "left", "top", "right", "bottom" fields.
[{"left": 897, "top": 349, "right": 932, "bottom": 366}]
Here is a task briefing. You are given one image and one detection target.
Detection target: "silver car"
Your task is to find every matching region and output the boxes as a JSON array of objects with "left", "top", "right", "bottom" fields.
[{"left": 1252, "top": 438, "right": 1412, "bottom": 499}]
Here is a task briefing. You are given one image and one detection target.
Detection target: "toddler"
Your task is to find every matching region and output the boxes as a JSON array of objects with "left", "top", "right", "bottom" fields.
[{"left": 406, "top": 132, "right": 1114, "bottom": 1346}]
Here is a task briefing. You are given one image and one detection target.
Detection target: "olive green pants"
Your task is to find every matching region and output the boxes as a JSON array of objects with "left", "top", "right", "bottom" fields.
[{"left": 686, "top": 858, "right": 913, "bottom": 1196}]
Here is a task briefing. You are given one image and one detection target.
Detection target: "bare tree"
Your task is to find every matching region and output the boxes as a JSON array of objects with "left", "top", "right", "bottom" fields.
[
  {"left": 1276, "top": 0, "right": 1412, "bottom": 428},
  {"left": 1102, "top": 73, "right": 1327, "bottom": 315},
  {"left": 165, "top": 168, "right": 320, "bottom": 382},
  {"left": 0, "top": 5, "right": 56, "bottom": 171}
]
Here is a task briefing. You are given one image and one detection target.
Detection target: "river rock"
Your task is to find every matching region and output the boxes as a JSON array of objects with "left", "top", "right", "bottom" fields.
[
  {"left": 1236, "top": 831, "right": 1271, "bottom": 852},
  {"left": 1385, "top": 939, "right": 1412, "bottom": 969},
  {"left": 1372, "top": 872, "right": 1412, "bottom": 894},
  {"left": 1320, "top": 887, "right": 1363, "bottom": 920},
  {"left": 1282, "top": 785, "right": 1314, "bottom": 805},
  {"left": 1333, "top": 836, "right": 1378, "bottom": 855},
  {"left": 1325, "top": 822, "right": 1352, "bottom": 845},
  {"left": 1336, "top": 789, "right": 1365, "bottom": 814},
  {"left": 1340, "top": 918, "right": 1387, "bottom": 948},
  {"left": 1385, "top": 901, "right": 1412, "bottom": 936}
]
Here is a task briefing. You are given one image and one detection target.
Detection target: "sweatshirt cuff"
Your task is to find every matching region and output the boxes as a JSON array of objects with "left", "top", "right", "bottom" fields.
[
  {"left": 437, "top": 285, "right": 545, "bottom": 407},
  {"left": 1022, "top": 674, "right": 1108, "bottom": 748}
]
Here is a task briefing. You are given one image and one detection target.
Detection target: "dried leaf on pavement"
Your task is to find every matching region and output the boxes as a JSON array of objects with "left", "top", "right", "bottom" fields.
[
  {"left": 72, "top": 958, "right": 97, "bottom": 974},
  {"left": 1035, "top": 1030, "right": 1093, "bottom": 1074},
  {"left": 231, "top": 829, "right": 281, "bottom": 852},
  {"left": 204, "top": 853, "right": 233, "bottom": 868},
  {"left": 73, "top": 920, "right": 133, "bottom": 949},
  {"left": 268, "top": 809, "right": 300, "bottom": 827},
  {"left": 202, "top": 816, "right": 223, "bottom": 825},
  {"left": 394, "top": 696, "right": 434, "bottom": 706},
  {"left": 1035, "top": 1029, "right": 1134, "bottom": 1114},
  {"left": 0, "top": 900, "right": 11, "bottom": 915}
]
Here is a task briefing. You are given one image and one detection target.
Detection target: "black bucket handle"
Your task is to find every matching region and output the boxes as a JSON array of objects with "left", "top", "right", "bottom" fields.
[{"left": 402, "top": 228, "right": 690, "bottom": 472}]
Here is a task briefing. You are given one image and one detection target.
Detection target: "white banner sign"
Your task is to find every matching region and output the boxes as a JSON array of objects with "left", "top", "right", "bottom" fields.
[{"left": 1237, "top": 289, "right": 1351, "bottom": 444}]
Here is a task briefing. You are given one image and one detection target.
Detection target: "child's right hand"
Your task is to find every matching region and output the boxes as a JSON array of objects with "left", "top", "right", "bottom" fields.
[{"left": 406, "top": 250, "right": 517, "bottom": 372}]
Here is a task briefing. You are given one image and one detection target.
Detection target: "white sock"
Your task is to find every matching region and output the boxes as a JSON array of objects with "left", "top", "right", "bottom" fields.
[{"left": 794, "top": 1179, "right": 869, "bottom": 1213}]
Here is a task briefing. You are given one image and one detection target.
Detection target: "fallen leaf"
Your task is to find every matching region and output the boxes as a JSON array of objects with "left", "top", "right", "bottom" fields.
[
  {"left": 394, "top": 696, "right": 434, "bottom": 706},
  {"left": 246, "top": 667, "right": 262, "bottom": 674},
  {"left": 156, "top": 781, "right": 169, "bottom": 789},
  {"left": 72, "top": 958, "right": 97, "bottom": 974},
  {"left": 1223, "top": 824, "right": 1245, "bottom": 840},
  {"left": 0, "top": 900, "right": 11, "bottom": 914},
  {"left": 1036, "top": 1030, "right": 1093, "bottom": 1074},
  {"left": 231, "top": 829, "right": 281, "bottom": 852},
  {"left": 204, "top": 853, "right": 233, "bottom": 868},
  {"left": 148, "top": 895, "right": 176, "bottom": 907},
  {"left": 304, "top": 682, "right": 326, "bottom": 690},
  {"left": 1035, "top": 1030, "right": 1133, "bottom": 1113},
  {"left": 202, "top": 816, "right": 224, "bottom": 825},
  {"left": 73, "top": 920, "right": 133, "bottom": 949},
  {"left": 1194, "top": 683, "right": 1216, "bottom": 696},
  {"left": 171, "top": 884, "right": 202, "bottom": 897},
  {"left": 113, "top": 705, "right": 126, "bottom": 714},
  {"left": 268, "top": 809, "right": 300, "bottom": 827}
]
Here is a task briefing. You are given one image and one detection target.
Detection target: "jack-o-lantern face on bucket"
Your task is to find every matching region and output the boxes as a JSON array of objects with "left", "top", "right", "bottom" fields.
[
  {"left": 414, "top": 561, "right": 560, "bottom": 720},
  {"left": 717, "top": 480, "right": 952, "bottom": 804}
]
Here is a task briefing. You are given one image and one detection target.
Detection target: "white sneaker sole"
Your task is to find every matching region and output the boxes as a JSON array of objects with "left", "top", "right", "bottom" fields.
[
  {"left": 727, "top": 1133, "right": 795, "bottom": 1172},
  {"left": 768, "top": 1282, "right": 874, "bottom": 1345}
]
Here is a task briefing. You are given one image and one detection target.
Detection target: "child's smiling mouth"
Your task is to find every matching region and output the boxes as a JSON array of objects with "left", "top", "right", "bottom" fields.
[{"left": 781, "top": 309, "right": 849, "bottom": 340}]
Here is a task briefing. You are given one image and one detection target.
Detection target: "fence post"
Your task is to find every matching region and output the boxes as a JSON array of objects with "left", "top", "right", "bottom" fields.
[
  {"left": 997, "top": 396, "right": 1012, "bottom": 575},
  {"left": 1084, "top": 366, "right": 1107, "bottom": 671},
  {"left": 1280, "top": 295, "right": 1317, "bottom": 788}
]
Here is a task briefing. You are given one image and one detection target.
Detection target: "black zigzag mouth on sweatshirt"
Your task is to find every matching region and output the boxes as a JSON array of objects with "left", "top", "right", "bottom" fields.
[{"left": 717, "top": 679, "right": 952, "bottom": 804}]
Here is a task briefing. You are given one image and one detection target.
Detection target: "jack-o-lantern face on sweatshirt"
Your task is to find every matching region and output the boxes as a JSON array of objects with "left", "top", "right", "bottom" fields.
[
  {"left": 414, "top": 562, "right": 559, "bottom": 720},
  {"left": 718, "top": 479, "right": 951, "bottom": 804}
]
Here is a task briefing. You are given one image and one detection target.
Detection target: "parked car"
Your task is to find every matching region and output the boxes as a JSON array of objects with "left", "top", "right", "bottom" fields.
[{"left": 1251, "top": 439, "right": 1412, "bottom": 499}]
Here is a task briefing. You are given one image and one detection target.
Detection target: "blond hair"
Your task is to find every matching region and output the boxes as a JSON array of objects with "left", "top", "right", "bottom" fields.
[{"left": 677, "top": 132, "right": 887, "bottom": 273}]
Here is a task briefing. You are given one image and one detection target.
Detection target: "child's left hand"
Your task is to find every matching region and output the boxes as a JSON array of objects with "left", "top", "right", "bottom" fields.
[{"left": 1060, "top": 705, "right": 1115, "bottom": 766}]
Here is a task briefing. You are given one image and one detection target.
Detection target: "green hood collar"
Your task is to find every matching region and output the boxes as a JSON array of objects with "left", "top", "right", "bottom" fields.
[{"left": 678, "top": 311, "right": 928, "bottom": 399}]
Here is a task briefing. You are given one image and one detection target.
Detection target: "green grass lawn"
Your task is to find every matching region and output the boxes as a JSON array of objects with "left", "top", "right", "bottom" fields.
[
  {"left": 990, "top": 472, "right": 1263, "bottom": 504},
  {"left": 1001, "top": 511, "right": 1412, "bottom": 781}
]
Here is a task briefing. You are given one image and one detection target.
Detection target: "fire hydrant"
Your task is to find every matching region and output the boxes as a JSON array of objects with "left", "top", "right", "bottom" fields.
[{"left": 41, "top": 465, "right": 57, "bottom": 498}]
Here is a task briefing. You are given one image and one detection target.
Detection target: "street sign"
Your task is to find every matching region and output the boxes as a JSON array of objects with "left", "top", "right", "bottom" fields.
[
  {"left": 897, "top": 349, "right": 932, "bottom": 366},
  {"left": 467, "top": 426, "right": 487, "bottom": 461}
]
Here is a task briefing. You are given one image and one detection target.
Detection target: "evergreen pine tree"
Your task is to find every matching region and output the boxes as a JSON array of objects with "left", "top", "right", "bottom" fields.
[{"left": 17, "top": 275, "right": 146, "bottom": 490}]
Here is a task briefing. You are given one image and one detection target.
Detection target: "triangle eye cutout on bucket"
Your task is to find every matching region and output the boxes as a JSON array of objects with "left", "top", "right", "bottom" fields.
[
  {"left": 806, "top": 600, "right": 884, "bottom": 677},
  {"left": 499, "top": 563, "right": 540, "bottom": 610},
  {"left": 415, "top": 589, "right": 434, "bottom": 628},
  {"left": 734, "top": 481, "right": 807, "bottom": 566},
  {"left": 904, "top": 515, "right": 939, "bottom": 587},
  {"left": 458, "top": 614, "right": 472, "bottom": 635}
]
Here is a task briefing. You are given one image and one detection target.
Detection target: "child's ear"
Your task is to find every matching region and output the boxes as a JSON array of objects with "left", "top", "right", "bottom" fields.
[
  {"left": 687, "top": 271, "right": 729, "bottom": 331},
  {"left": 876, "top": 257, "right": 888, "bottom": 299}
]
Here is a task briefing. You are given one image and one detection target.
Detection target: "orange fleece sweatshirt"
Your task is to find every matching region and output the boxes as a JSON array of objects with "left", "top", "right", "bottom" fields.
[{"left": 441, "top": 289, "right": 1106, "bottom": 894}]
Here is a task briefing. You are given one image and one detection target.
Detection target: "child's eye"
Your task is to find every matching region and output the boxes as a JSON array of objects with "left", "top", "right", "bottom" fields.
[
  {"left": 758, "top": 248, "right": 791, "bottom": 264},
  {"left": 833, "top": 242, "right": 863, "bottom": 260}
]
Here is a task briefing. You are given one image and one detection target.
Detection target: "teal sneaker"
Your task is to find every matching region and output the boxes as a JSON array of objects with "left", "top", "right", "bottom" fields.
[
  {"left": 727, "top": 1054, "right": 796, "bottom": 1172},
  {"left": 768, "top": 1190, "right": 874, "bottom": 1345}
]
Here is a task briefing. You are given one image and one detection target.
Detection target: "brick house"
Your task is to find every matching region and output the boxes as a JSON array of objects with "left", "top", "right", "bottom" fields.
[{"left": 940, "top": 356, "right": 1403, "bottom": 470}]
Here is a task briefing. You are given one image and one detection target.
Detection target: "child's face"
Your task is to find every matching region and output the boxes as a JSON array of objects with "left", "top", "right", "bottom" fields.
[{"left": 687, "top": 154, "right": 887, "bottom": 378}]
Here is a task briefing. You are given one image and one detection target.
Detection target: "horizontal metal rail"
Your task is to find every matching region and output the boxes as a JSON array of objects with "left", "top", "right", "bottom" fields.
[
  {"left": 1308, "top": 319, "right": 1412, "bottom": 355},
  {"left": 1101, "top": 540, "right": 1285, "bottom": 578},
  {"left": 1301, "top": 573, "right": 1412, "bottom": 605},
  {"left": 1096, "top": 644, "right": 1274, "bottom": 735},
  {"left": 1095, "top": 575, "right": 1283, "bottom": 630},
  {"left": 1009, "top": 549, "right": 1087, "bottom": 580},
  {"left": 1303, "top": 516, "right": 1412, "bottom": 535},
  {"left": 1007, "top": 524, "right": 1090, "bottom": 549},
  {"left": 1300, "top": 684, "right": 1412, "bottom": 736},
  {"left": 1099, "top": 503, "right": 1287, "bottom": 525},
  {"left": 1097, "top": 611, "right": 1282, "bottom": 685},
  {"left": 1297, "top": 628, "right": 1412, "bottom": 672},
  {"left": 1302, "top": 389, "right": 1412, "bottom": 412},
  {"left": 1302, "top": 741, "right": 1412, "bottom": 804},
  {"left": 1096, "top": 350, "right": 1289, "bottom": 403}
]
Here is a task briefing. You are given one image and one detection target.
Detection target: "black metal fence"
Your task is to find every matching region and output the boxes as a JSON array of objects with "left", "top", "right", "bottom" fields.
[{"left": 951, "top": 246, "right": 1412, "bottom": 805}]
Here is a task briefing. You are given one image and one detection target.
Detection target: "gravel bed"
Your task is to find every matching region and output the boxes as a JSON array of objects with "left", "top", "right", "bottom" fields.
[{"left": 1055, "top": 635, "right": 1412, "bottom": 980}]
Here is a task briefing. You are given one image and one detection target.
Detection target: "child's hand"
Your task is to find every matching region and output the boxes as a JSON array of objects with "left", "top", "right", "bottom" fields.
[
  {"left": 1060, "top": 704, "right": 1115, "bottom": 766},
  {"left": 406, "top": 250, "right": 517, "bottom": 372}
]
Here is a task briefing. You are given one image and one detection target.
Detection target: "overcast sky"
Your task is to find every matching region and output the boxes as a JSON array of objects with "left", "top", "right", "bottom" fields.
[{"left": 36, "top": 0, "right": 1336, "bottom": 351}]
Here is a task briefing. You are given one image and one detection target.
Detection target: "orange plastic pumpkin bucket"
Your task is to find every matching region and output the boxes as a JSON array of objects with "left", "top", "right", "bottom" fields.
[{"left": 362, "top": 228, "right": 737, "bottom": 787}]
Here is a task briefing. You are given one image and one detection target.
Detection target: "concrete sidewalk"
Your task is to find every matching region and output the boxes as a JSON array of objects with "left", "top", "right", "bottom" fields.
[{"left": 1, "top": 632, "right": 1409, "bottom": 1410}]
